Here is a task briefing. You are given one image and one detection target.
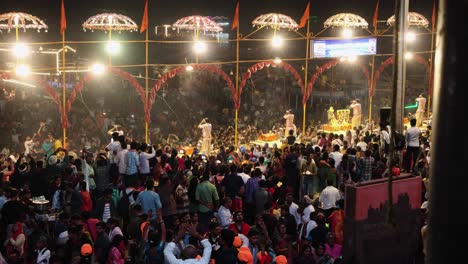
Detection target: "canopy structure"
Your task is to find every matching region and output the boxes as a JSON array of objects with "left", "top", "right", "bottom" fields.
[
  {"left": 0, "top": 12, "right": 48, "bottom": 32},
  {"left": 82, "top": 13, "right": 138, "bottom": 32},
  {"left": 172, "top": 15, "right": 223, "bottom": 33},
  {"left": 387, "top": 12, "right": 430, "bottom": 27},
  {"left": 252, "top": 13, "right": 298, "bottom": 30},
  {"left": 323, "top": 13, "right": 369, "bottom": 29}
]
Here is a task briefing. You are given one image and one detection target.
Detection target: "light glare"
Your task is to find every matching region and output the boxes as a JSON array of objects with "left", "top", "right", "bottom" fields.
[
  {"left": 15, "top": 65, "right": 31, "bottom": 76},
  {"left": 404, "top": 52, "right": 413, "bottom": 60},
  {"left": 273, "top": 57, "right": 282, "bottom": 64},
  {"left": 90, "top": 63, "right": 106, "bottom": 74},
  {"left": 106, "top": 41, "right": 121, "bottom": 55},
  {"left": 271, "top": 36, "right": 283, "bottom": 47},
  {"left": 342, "top": 28, "right": 353, "bottom": 38},
  {"left": 193, "top": 41, "right": 207, "bottom": 54},
  {"left": 12, "top": 43, "right": 30, "bottom": 58},
  {"left": 186, "top": 65, "right": 194, "bottom": 71},
  {"left": 406, "top": 31, "right": 416, "bottom": 42}
]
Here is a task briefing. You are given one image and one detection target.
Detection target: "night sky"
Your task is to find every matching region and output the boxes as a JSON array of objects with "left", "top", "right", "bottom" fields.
[
  {"left": 0, "top": 0, "right": 433, "bottom": 41},
  {"left": 0, "top": 0, "right": 435, "bottom": 71}
]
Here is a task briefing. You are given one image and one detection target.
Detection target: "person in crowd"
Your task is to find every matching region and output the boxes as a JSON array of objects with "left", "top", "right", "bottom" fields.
[
  {"left": 136, "top": 179, "right": 162, "bottom": 223},
  {"left": 4, "top": 221, "right": 26, "bottom": 263},
  {"left": 93, "top": 188, "right": 117, "bottom": 223},
  {"left": 217, "top": 197, "right": 233, "bottom": 229},
  {"left": 163, "top": 223, "right": 212, "bottom": 264},
  {"left": 405, "top": 118, "right": 421, "bottom": 173},
  {"left": 107, "top": 234, "right": 126, "bottom": 264},
  {"left": 319, "top": 180, "right": 341, "bottom": 218},
  {"left": 195, "top": 170, "right": 219, "bottom": 233},
  {"left": 229, "top": 211, "right": 251, "bottom": 236}
]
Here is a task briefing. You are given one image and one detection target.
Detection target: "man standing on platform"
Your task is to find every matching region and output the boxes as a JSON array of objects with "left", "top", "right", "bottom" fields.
[
  {"left": 415, "top": 94, "right": 427, "bottom": 127},
  {"left": 198, "top": 118, "right": 212, "bottom": 155},
  {"left": 350, "top": 99, "right": 362, "bottom": 129},
  {"left": 283, "top": 109, "right": 295, "bottom": 136}
]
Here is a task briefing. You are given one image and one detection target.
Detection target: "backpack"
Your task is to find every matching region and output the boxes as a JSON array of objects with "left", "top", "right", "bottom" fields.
[
  {"left": 117, "top": 190, "right": 133, "bottom": 217},
  {"left": 393, "top": 131, "right": 406, "bottom": 150}
]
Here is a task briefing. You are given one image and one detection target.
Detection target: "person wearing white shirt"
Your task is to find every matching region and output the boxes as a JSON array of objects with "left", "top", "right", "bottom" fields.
[
  {"left": 380, "top": 127, "right": 391, "bottom": 155},
  {"left": 217, "top": 197, "right": 233, "bottom": 229},
  {"left": 24, "top": 136, "right": 35, "bottom": 155},
  {"left": 404, "top": 118, "right": 421, "bottom": 172},
  {"left": 283, "top": 109, "right": 295, "bottom": 136},
  {"left": 116, "top": 142, "right": 128, "bottom": 177},
  {"left": 356, "top": 137, "right": 368, "bottom": 151},
  {"left": 237, "top": 167, "right": 251, "bottom": 184},
  {"left": 350, "top": 99, "right": 362, "bottom": 129},
  {"left": 35, "top": 236, "right": 51, "bottom": 264},
  {"left": 105, "top": 133, "right": 122, "bottom": 164},
  {"left": 198, "top": 118, "right": 212, "bottom": 155},
  {"left": 415, "top": 94, "right": 427, "bottom": 127},
  {"left": 302, "top": 202, "right": 315, "bottom": 224},
  {"left": 329, "top": 145, "right": 343, "bottom": 169},
  {"left": 286, "top": 193, "right": 302, "bottom": 226},
  {"left": 319, "top": 180, "right": 341, "bottom": 216},
  {"left": 139, "top": 145, "right": 156, "bottom": 176},
  {"left": 164, "top": 224, "right": 212, "bottom": 264}
]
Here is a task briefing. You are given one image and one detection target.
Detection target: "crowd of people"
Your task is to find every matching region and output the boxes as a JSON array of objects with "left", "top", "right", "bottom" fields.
[{"left": 0, "top": 113, "right": 431, "bottom": 264}]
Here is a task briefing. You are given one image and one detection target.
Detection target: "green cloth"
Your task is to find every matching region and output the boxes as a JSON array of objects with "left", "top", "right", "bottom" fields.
[{"left": 195, "top": 180, "right": 219, "bottom": 213}]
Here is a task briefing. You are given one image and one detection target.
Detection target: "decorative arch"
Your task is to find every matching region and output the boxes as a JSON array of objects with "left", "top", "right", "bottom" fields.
[
  {"left": 372, "top": 54, "right": 433, "bottom": 96},
  {"left": 147, "top": 64, "right": 236, "bottom": 122},
  {"left": 304, "top": 59, "right": 371, "bottom": 104},
  {"left": 239, "top": 61, "right": 304, "bottom": 109},
  {"left": 66, "top": 67, "right": 146, "bottom": 118},
  {"left": 0, "top": 72, "right": 68, "bottom": 127}
]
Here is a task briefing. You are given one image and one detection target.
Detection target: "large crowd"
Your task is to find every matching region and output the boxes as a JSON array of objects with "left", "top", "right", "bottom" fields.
[{"left": 0, "top": 114, "right": 431, "bottom": 264}]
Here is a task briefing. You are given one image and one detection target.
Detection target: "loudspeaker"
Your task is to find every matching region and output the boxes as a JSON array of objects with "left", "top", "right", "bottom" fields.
[{"left": 380, "top": 107, "right": 391, "bottom": 126}]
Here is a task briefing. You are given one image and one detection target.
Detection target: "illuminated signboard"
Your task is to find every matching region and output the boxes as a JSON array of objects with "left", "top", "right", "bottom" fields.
[{"left": 311, "top": 37, "right": 377, "bottom": 58}]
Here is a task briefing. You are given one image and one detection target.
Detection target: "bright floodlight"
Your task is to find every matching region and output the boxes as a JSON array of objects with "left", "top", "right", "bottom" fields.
[
  {"left": 274, "top": 57, "right": 282, "bottom": 64},
  {"left": 185, "top": 65, "right": 194, "bottom": 71},
  {"left": 193, "top": 41, "right": 207, "bottom": 54},
  {"left": 271, "top": 35, "right": 283, "bottom": 48},
  {"left": 342, "top": 28, "right": 353, "bottom": 38},
  {"left": 404, "top": 52, "right": 413, "bottom": 60},
  {"left": 12, "top": 43, "right": 30, "bottom": 58},
  {"left": 90, "top": 63, "right": 106, "bottom": 74},
  {"left": 406, "top": 31, "right": 416, "bottom": 42},
  {"left": 348, "top": 55, "right": 357, "bottom": 62},
  {"left": 15, "top": 65, "right": 31, "bottom": 76},
  {"left": 106, "top": 41, "right": 121, "bottom": 55}
]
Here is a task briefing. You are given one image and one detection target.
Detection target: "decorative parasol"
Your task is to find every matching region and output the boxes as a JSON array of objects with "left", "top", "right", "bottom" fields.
[
  {"left": 172, "top": 16, "right": 222, "bottom": 33},
  {"left": 387, "top": 12, "right": 429, "bottom": 27},
  {"left": 82, "top": 13, "right": 138, "bottom": 32},
  {"left": 323, "top": 13, "right": 369, "bottom": 29},
  {"left": 251, "top": 13, "right": 298, "bottom": 30},
  {"left": 0, "top": 12, "right": 48, "bottom": 32}
]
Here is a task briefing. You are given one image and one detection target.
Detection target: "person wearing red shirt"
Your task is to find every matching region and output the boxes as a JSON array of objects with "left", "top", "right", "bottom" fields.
[
  {"left": 80, "top": 181, "right": 93, "bottom": 213},
  {"left": 229, "top": 211, "right": 250, "bottom": 236}
]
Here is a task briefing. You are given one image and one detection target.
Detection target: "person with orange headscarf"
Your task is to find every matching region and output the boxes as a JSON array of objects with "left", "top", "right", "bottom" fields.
[{"left": 4, "top": 221, "right": 26, "bottom": 263}]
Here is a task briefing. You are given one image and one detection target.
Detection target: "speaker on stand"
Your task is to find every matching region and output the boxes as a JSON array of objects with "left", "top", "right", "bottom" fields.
[{"left": 380, "top": 107, "right": 391, "bottom": 127}]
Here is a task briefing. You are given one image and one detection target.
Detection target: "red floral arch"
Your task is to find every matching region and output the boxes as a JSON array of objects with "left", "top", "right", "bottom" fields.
[
  {"left": 239, "top": 61, "right": 304, "bottom": 109},
  {"left": 147, "top": 64, "right": 236, "bottom": 122},
  {"left": 66, "top": 67, "right": 146, "bottom": 121},
  {"left": 372, "top": 54, "right": 433, "bottom": 96},
  {"left": 304, "top": 59, "right": 371, "bottom": 104},
  {"left": 1, "top": 72, "right": 68, "bottom": 127}
]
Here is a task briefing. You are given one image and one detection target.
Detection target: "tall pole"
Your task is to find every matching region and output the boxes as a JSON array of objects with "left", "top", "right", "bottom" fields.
[
  {"left": 145, "top": 8, "right": 149, "bottom": 143},
  {"left": 234, "top": 19, "right": 240, "bottom": 147},
  {"left": 302, "top": 17, "right": 310, "bottom": 135},
  {"left": 369, "top": 55, "right": 375, "bottom": 127},
  {"left": 62, "top": 31, "right": 67, "bottom": 147},
  {"left": 108, "top": 29, "right": 112, "bottom": 66},
  {"left": 427, "top": 26, "right": 435, "bottom": 118},
  {"left": 388, "top": 0, "right": 409, "bottom": 226}
]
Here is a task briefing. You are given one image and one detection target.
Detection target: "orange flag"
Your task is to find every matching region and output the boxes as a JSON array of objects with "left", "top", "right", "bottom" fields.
[
  {"left": 140, "top": 0, "right": 149, "bottom": 33},
  {"left": 60, "top": 0, "right": 66, "bottom": 35},
  {"left": 431, "top": 0, "right": 436, "bottom": 32},
  {"left": 231, "top": 1, "right": 239, "bottom": 31},
  {"left": 298, "top": 1, "right": 310, "bottom": 29},
  {"left": 372, "top": 0, "right": 379, "bottom": 34}
]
